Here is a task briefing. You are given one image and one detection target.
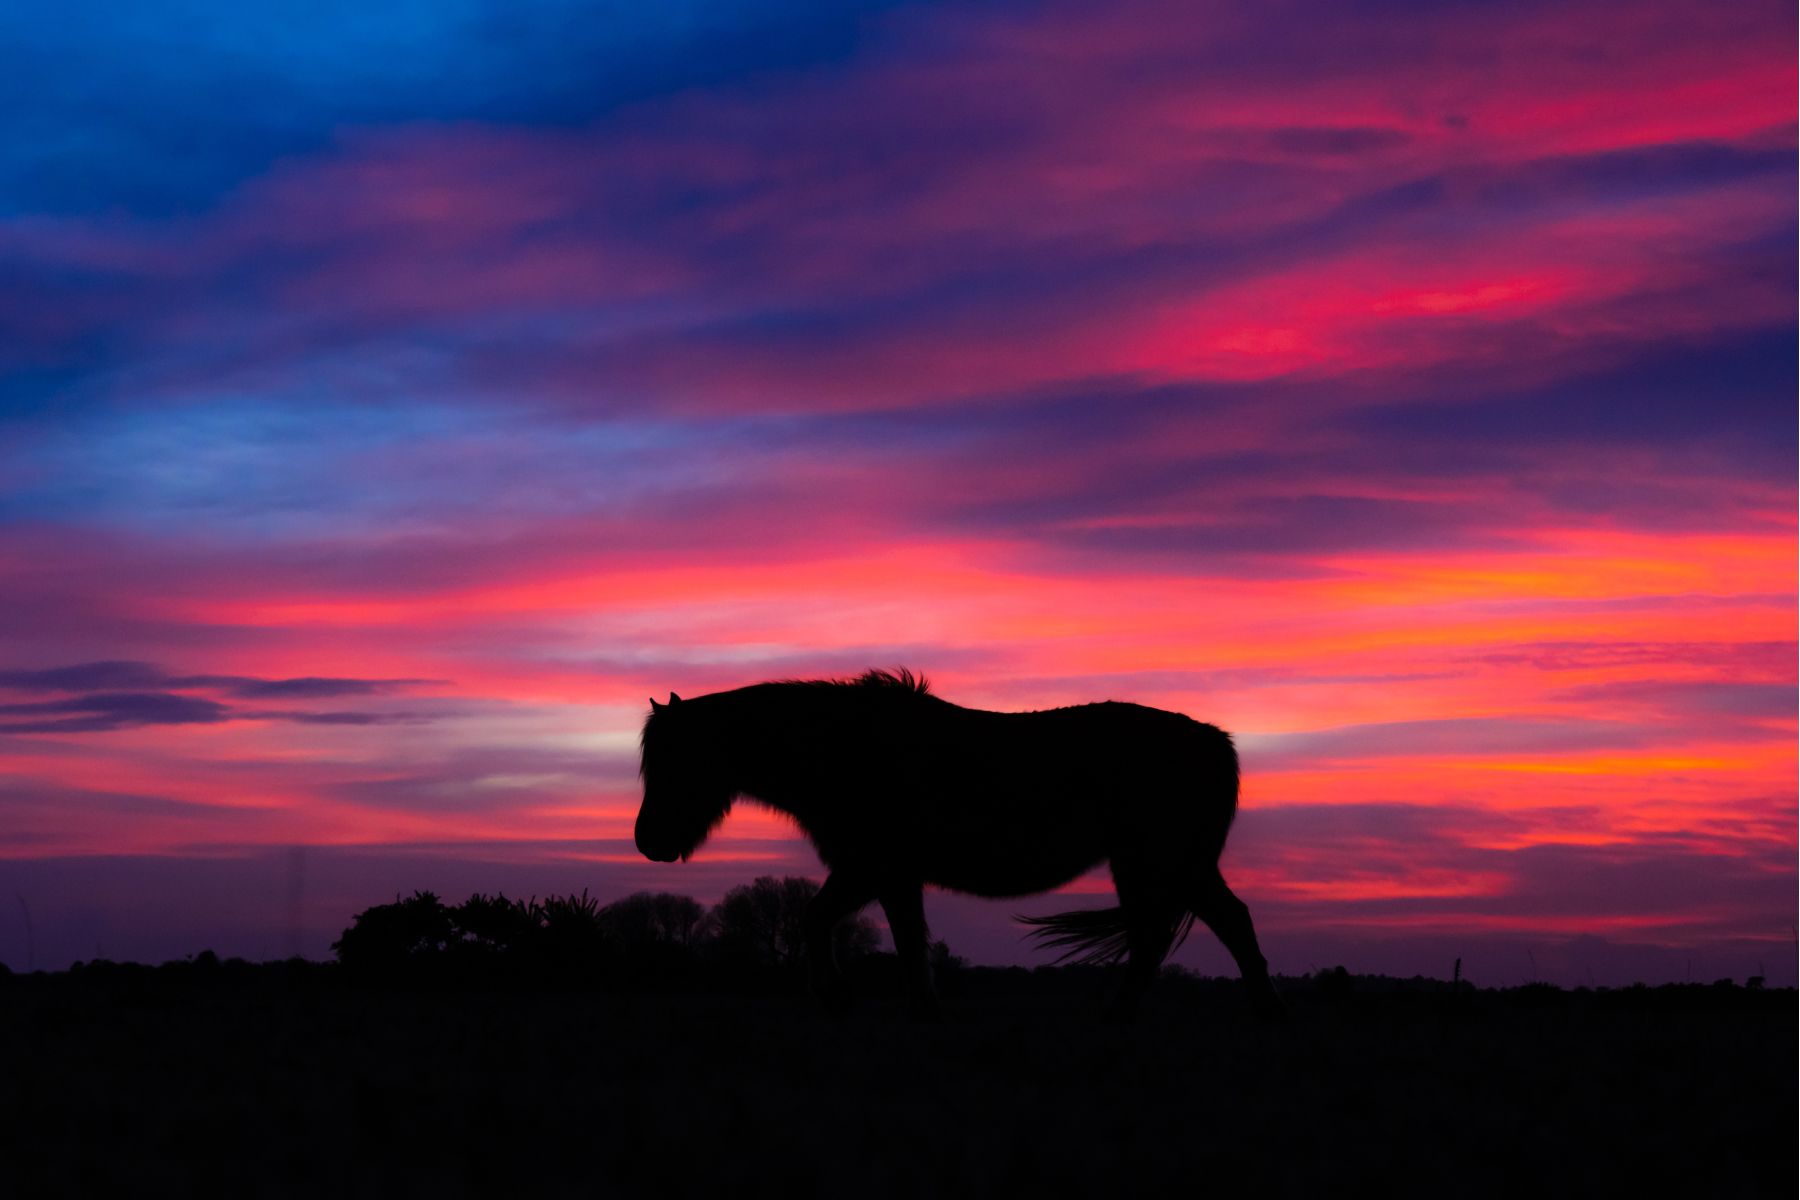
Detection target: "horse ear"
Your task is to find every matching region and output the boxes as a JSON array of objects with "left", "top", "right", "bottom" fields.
[
  {"left": 669, "top": 692, "right": 682, "bottom": 705},
  {"left": 649, "top": 697, "right": 663, "bottom": 713}
]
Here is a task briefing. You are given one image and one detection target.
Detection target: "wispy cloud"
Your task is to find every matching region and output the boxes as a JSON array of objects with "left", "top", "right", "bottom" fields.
[
  {"left": 0, "top": 660, "right": 435, "bottom": 697},
  {"left": 0, "top": 663, "right": 450, "bottom": 734},
  {"left": 0, "top": 692, "right": 231, "bottom": 734}
]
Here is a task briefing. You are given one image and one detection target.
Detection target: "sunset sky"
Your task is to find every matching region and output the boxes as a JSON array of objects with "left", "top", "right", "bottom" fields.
[{"left": 2, "top": 0, "right": 1794, "bottom": 984}]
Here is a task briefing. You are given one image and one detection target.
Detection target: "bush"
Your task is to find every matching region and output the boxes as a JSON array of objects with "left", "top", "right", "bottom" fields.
[
  {"left": 330, "top": 891, "right": 456, "bottom": 976},
  {"left": 330, "top": 878, "right": 892, "bottom": 987}
]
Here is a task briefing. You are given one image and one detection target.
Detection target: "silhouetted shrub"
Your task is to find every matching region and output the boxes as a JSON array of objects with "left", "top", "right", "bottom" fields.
[
  {"left": 453, "top": 892, "right": 540, "bottom": 955},
  {"left": 533, "top": 889, "right": 611, "bottom": 982},
  {"left": 331, "top": 878, "right": 889, "bottom": 988},
  {"left": 1505, "top": 982, "right": 1567, "bottom": 1009},
  {"left": 331, "top": 891, "right": 456, "bottom": 976},
  {"left": 1314, "top": 964, "right": 1353, "bottom": 998}
]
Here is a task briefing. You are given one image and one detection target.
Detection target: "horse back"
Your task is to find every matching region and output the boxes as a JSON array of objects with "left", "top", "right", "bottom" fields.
[
  {"left": 899, "top": 699, "right": 1229, "bottom": 824},
  {"left": 882, "top": 701, "right": 1236, "bottom": 894},
  {"left": 948, "top": 700, "right": 1231, "bottom": 779}
]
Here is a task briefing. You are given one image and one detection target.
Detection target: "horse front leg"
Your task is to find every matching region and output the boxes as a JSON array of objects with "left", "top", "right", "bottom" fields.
[
  {"left": 878, "top": 883, "right": 941, "bottom": 1021},
  {"left": 1107, "top": 902, "right": 1182, "bottom": 1024},
  {"left": 1108, "top": 856, "right": 1182, "bottom": 1023},
  {"left": 804, "top": 871, "right": 875, "bottom": 1013}
]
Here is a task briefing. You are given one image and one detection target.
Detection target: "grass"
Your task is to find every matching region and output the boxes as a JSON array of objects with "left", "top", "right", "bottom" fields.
[{"left": 1, "top": 958, "right": 1792, "bottom": 1197}]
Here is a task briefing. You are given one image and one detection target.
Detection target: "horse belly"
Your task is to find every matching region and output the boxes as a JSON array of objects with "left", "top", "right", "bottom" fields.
[
  {"left": 926, "top": 856, "right": 1105, "bottom": 899},
  {"left": 914, "top": 797, "right": 1110, "bottom": 898}
]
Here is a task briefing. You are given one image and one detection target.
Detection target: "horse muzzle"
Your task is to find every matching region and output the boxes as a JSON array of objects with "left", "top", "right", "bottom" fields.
[{"left": 634, "top": 832, "right": 682, "bottom": 863}]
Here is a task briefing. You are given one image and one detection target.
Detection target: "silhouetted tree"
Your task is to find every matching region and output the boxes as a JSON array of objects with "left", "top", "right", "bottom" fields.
[
  {"left": 598, "top": 891, "right": 710, "bottom": 950},
  {"left": 712, "top": 877, "right": 809, "bottom": 967},
  {"left": 711, "top": 876, "right": 881, "bottom": 968},
  {"left": 843, "top": 913, "right": 883, "bottom": 959}
]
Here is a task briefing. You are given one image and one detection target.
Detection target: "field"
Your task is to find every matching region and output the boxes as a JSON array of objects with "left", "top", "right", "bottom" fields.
[{"left": 3, "top": 960, "right": 1792, "bottom": 1197}]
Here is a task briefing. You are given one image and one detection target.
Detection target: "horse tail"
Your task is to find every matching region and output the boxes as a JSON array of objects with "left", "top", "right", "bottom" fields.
[
  {"left": 1017, "top": 907, "right": 1197, "bottom": 967},
  {"left": 1020, "top": 720, "right": 1234, "bottom": 968}
]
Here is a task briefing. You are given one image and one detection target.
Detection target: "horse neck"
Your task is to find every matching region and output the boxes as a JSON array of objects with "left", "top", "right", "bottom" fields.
[
  {"left": 699, "top": 683, "right": 774, "bottom": 783},
  {"left": 708, "top": 683, "right": 816, "bottom": 818}
]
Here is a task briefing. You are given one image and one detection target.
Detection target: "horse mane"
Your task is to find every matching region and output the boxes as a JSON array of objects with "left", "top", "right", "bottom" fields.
[
  {"left": 846, "top": 667, "right": 930, "bottom": 694},
  {"left": 768, "top": 667, "right": 931, "bottom": 695},
  {"left": 640, "top": 668, "right": 931, "bottom": 753},
  {"left": 640, "top": 665, "right": 936, "bottom": 770}
]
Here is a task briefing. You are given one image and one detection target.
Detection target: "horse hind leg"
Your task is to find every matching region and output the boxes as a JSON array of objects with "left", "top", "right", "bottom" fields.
[{"left": 1191, "top": 867, "right": 1285, "bottom": 1020}]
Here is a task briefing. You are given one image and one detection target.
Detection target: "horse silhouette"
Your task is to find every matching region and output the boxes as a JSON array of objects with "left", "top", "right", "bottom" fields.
[{"left": 635, "top": 668, "right": 1281, "bottom": 1020}]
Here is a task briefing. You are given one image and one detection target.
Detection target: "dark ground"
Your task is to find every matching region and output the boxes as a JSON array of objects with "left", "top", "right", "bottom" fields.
[{"left": 3, "top": 959, "right": 1793, "bottom": 1198}]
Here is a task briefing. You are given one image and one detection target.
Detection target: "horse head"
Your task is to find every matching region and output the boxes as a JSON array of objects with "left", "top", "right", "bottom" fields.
[{"left": 636, "top": 693, "right": 734, "bottom": 863}]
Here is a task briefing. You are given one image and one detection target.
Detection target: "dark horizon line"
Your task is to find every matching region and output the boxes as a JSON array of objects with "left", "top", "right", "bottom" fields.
[{"left": 12, "top": 950, "right": 1789, "bottom": 995}]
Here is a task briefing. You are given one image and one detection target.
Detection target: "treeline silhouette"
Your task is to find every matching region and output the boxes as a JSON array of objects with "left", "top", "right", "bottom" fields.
[
  {"left": 328, "top": 875, "right": 962, "bottom": 990},
  {"left": 3, "top": 869, "right": 1789, "bottom": 1012},
  {"left": 2, "top": 872, "right": 1788, "bottom": 1016}
]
